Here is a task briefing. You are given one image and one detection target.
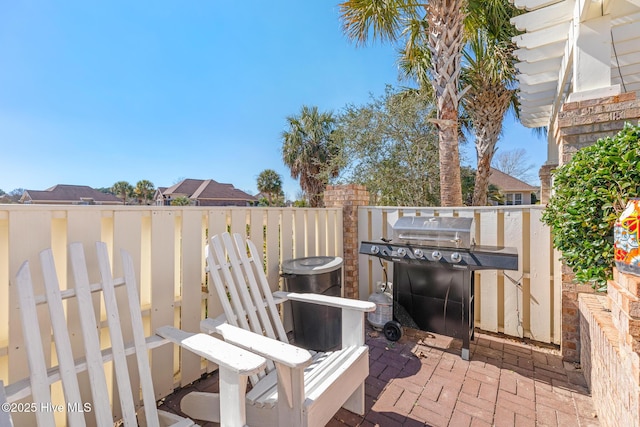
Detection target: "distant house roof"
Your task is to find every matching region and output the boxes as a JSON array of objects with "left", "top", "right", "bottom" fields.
[
  {"left": 488, "top": 168, "right": 538, "bottom": 193},
  {"left": 20, "top": 185, "right": 123, "bottom": 205},
  {"left": 158, "top": 179, "right": 257, "bottom": 206}
]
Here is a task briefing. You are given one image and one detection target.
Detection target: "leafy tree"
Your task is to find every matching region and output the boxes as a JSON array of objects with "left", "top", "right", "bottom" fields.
[
  {"left": 133, "top": 180, "right": 155, "bottom": 205},
  {"left": 338, "top": 86, "right": 440, "bottom": 206},
  {"left": 112, "top": 181, "right": 134, "bottom": 205},
  {"left": 542, "top": 123, "right": 640, "bottom": 287},
  {"left": 256, "top": 169, "right": 283, "bottom": 206},
  {"left": 0, "top": 189, "right": 5, "bottom": 196},
  {"left": 281, "top": 106, "right": 344, "bottom": 207},
  {"left": 293, "top": 198, "right": 309, "bottom": 208},
  {"left": 170, "top": 196, "right": 191, "bottom": 206},
  {"left": 492, "top": 148, "right": 536, "bottom": 184},
  {"left": 8, "top": 188, "right": 24, "bottom": 203},
  {"left": 340, "top": 0, "right": 467, "bottom": 206}
]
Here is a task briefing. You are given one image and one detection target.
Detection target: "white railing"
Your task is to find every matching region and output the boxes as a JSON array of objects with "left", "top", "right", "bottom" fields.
[
  {"left": 0, "top": 205, "right": 342, "bottom": 405},
  {"left": 358, "top": 205, "right": 561, "bottom": 345}
]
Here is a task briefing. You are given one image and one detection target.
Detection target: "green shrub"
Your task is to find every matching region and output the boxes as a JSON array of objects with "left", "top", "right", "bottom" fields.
[{"left": 542, "top": 123, "right": 640, "bottom": 288}]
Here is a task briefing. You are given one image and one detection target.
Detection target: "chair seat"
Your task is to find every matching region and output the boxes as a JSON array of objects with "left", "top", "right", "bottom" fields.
[{"left": 246, "top": 345, "right": 367, "bottom": 407}]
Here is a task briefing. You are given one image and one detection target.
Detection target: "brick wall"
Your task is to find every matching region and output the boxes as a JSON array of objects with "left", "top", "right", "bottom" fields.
[
  {"left": 556, "top": 92, "right": 640, "bottom": 165},
  {"left": 554, "top": 91, "right": 640, "bottom": 361},
  {"left": 580, "top": 269, "right": 640, "bottom": 426},
  {"left": 324, "top": 185, "right": 369, "bottom": 300}
]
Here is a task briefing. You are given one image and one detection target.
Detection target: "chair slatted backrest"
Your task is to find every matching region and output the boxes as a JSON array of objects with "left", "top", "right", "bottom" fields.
[
  {"left": 206, "top": 233, "right": 288, "bottom": 384},
  {"left": 0, "top": 381, "right": 13, "bottom": 427},
  {"left": 15, "top": 242, "right": 162, "bottom": 427}
]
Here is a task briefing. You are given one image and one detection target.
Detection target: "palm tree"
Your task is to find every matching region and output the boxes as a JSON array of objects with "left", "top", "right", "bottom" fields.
[
  {"left": 463, "top": 31, "right": 518, "bottom": 206},
  {"left": 464, "top": 0, "right": 520, "bottom": 206},
  {"left": 111, "top": 181, "right": 133, "bottom": 205},
  {"left": 281, "top": 106, "right": 343, "bottom": 208},
  {"left": 340, "top": 0, "right": 467, "bottom": 206},
  {"left": 257, "top": 169, "right": 283, "bottom": 206},
  {"left": 134, "top": 180, "right": 155, "bottom": 205}
]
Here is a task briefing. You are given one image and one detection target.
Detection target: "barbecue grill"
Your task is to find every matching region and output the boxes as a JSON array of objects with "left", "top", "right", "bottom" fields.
[{"left": 359, "top": 215, "right": 518, "bottom": 360}]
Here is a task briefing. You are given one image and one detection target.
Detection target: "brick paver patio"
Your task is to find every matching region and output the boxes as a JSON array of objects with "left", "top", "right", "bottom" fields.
[{"left": 160, "top": 327, "right": 601, "bottom": 427}]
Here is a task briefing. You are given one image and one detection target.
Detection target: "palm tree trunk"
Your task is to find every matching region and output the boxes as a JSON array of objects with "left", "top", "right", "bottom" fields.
[
  {"left": 427, "top": 0, "right": 467, "bottom": 207},
  {"left": 437, "top": 114, "right": 463, "bottom": 206},
  {"left": 472, "top": 135, "right": 494, "bottom": 206},
  {"left": 470, "top": 85, "right": 513, "bottom": 206}
]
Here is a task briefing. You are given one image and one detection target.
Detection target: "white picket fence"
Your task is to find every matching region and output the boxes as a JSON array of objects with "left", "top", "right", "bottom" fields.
[{"left": 357, "top": 205, "right": 561, "bottom": 345}]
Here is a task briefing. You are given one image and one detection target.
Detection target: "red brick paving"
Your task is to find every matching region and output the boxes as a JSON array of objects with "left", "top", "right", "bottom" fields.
[{"left": 159, "top": 326, "right": 601, "bottom": 426}]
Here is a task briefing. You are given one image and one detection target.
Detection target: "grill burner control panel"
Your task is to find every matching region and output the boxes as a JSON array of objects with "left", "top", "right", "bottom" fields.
[{"left": 359, "top": 241, "right": 518, "bottom": 271}]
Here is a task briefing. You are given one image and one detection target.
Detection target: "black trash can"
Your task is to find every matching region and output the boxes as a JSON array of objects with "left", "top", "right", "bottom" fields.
[{"left": 281, "top": 256, "right": 343, "bottom": 352}]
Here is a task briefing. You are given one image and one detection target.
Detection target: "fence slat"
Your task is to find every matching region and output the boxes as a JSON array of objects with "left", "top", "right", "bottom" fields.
[
  {"left": 479, "top": 210, "right": 499, "bottom": 333},
  {"left": 230, "top": 209, "right": 246, "bottom": 238},
  {"left": 358, "top": 208, "right": 371, "bottom": 299},
  {"left": 150, "top": 210, "right": 175, "bottom": 399},
  {"left": 180, "top": 210, "right": 205, "bottom": 385},
  {"left": 503, "top": 210, "right": 524, "bottom": 338},
  {"left": 112, "top": 210, "right": 143, "bottom": 418},
  {"left": 266, "top": 210, "right": 280, "bottom": 291},
  {"left": 370, "top": 209, "right": 386, "bottom": 293},
  {"left": 294, "top": 210, "right": 306, "bottom": 258},
  {"left": 250, "top": 210, "right": 265, "bottom": 262},
  {"left": 281, "top": 210, "right": 294, "bottom": 264},
  {"left": 8, "top": 210, "right": 52, "bottom": 427},
  {"left": 66, "top": 210, "right": 103, "bottom": 423},
  {"left": 8, "top": 210, "right": 52, "bottom": 386},
  {"left": 307, "top": 210, "right": 317, "bottom": 256},
  {"left": 529, "top": 209, "right": 552, "bottom": 343},
  {"left": 317, "top": 210, "right": 327, "bottom": 256}
]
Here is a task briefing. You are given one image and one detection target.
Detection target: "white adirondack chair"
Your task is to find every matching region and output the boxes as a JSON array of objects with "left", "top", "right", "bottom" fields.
[
  {"left": 9, "top": 242, "right": 266, "bottom": 427},
  {"left": 1, "top": 381, "right": 13, "bottom": 427},
  {"left": 179, "top": 232, "right": 376, "bottom": 427}
]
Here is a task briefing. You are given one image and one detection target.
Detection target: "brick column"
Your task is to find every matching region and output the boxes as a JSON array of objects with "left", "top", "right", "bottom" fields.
[
  {"left": 324, "top": 185, "right": 369, "bottom": 300},
  {"left": 554, "top": 91, "right": 640, "bottom": 361},
  {"left": 538, "top": 163, "right": 556, "bottom": 204}
]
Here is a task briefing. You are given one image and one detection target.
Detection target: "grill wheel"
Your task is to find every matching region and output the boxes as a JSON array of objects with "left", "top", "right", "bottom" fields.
[{"left": 383, "top": 320, "right": 403, "bottom": 341}]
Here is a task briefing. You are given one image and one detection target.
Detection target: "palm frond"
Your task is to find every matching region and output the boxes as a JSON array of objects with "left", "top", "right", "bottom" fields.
[{"left": 339, "top": 0, "right": 419, "bottom": 46}]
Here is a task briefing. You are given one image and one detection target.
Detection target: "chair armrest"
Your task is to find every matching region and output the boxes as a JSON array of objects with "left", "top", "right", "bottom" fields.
[
  {"left": 200, "top": 318, "right": 313, "bottom": 369},
  {"left": 273, "top": 291, "right": 376, "bottom": 312},
  {"left": 156, "top": 326, "right": 266, "bottom": 376}
]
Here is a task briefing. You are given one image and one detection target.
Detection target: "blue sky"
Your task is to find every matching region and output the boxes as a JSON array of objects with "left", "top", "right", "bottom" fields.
[{"left": 0, "top": 1, "right": 546, "bottom": 200}]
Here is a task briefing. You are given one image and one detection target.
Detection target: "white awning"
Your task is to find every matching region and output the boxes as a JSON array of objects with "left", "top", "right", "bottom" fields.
[{"left": 511, "top": 0, "right": 640, "bottom": 128}]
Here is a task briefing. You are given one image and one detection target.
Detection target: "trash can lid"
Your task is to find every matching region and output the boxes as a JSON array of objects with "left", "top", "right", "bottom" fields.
[{"left": 281, "top": 256, "right": 343, "bottom": 275}]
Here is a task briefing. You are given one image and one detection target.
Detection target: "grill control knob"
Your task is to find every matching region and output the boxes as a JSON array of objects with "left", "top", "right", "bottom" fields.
[
  {"left": 451, "top": 252, "right": 462, "bottom": 263},
  {"left": 370, "top": 245, "right": 380, "bottom": 255},
  {"left": 431, "top": 251, "right": 442, "bottom": 261},
  {"left": 397, "top": 247, "right": 407, "bottom": 257},
  {"left": 414, "top": 249, "right": 424, "bottom": 258}
]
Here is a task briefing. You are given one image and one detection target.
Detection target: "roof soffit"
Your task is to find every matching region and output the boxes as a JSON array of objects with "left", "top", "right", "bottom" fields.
[{"left": 513, "top": 0, "right": 640, "bottom": 128}]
